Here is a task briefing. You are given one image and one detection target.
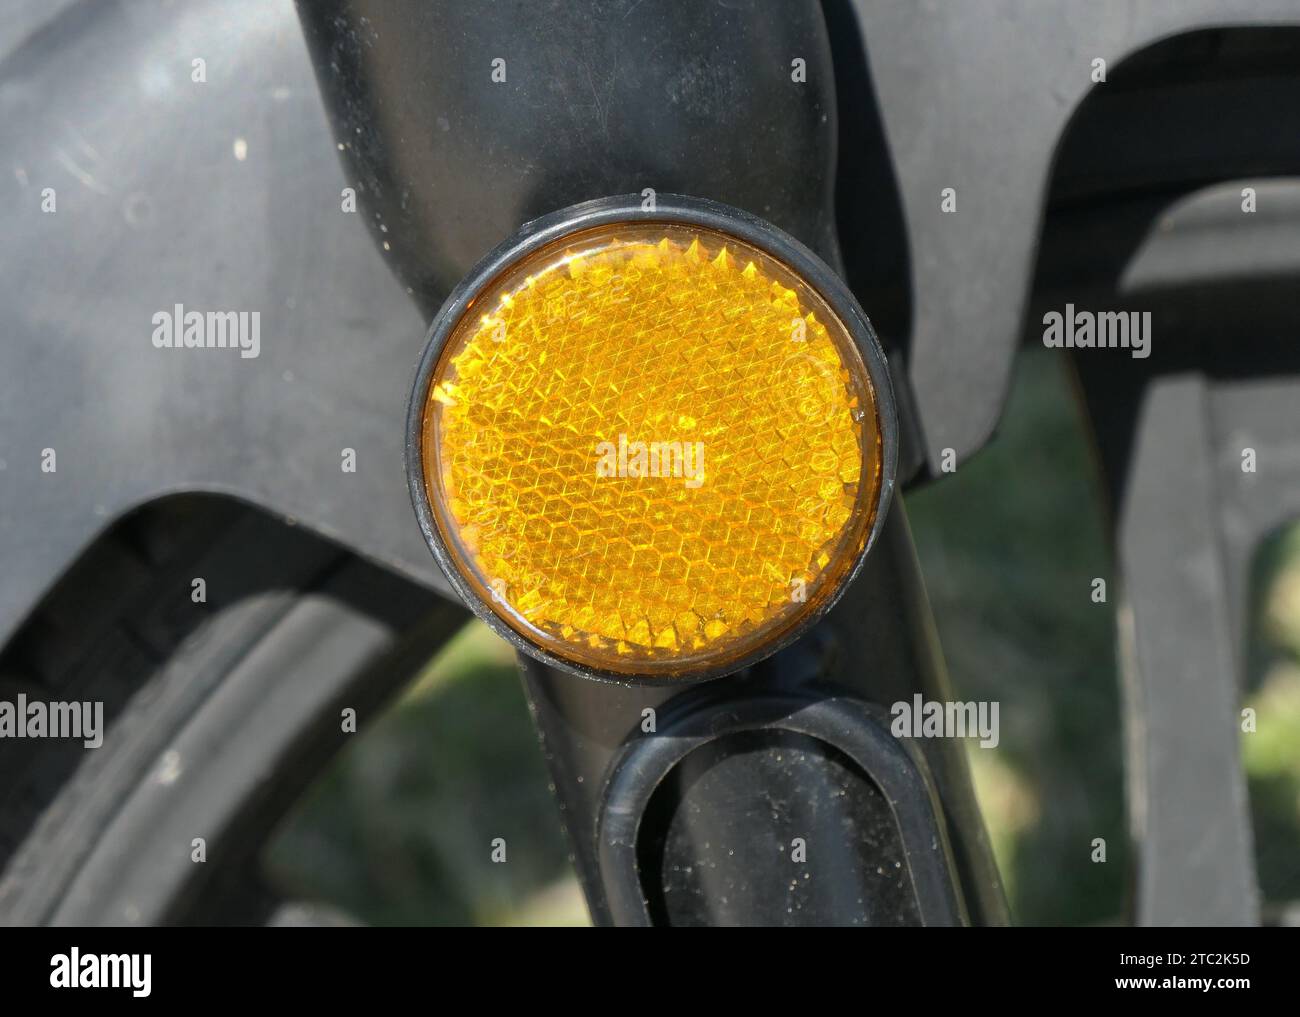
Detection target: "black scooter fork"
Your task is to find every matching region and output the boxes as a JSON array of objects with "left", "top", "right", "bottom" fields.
[{"left": 300, "top": 0, "right": 1008, "bottom": 927}]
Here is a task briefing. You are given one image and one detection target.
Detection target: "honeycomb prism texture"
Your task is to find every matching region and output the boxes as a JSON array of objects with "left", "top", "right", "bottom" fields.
[{"left": 423, "top": 222, "right": 882, "bottom": 677}]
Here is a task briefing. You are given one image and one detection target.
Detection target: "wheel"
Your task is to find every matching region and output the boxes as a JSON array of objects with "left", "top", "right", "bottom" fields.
[{"left": 0, "top": 495, "right": 465, "bottom": 925}]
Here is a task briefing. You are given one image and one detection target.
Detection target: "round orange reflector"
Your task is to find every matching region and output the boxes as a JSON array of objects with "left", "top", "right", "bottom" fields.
[{"left": 411, "top": 201, "right": 892, "bottom": 680}]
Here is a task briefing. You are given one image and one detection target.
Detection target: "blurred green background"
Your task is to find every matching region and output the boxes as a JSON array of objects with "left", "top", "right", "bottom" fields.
[{"left": 265, "top": 345, "right": 1300, "bottom": 925}]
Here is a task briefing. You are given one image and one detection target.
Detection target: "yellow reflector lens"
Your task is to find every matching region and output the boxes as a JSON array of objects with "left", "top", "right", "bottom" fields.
[{"left": 422, "top": 221, "right": 882, "bottom": 677}]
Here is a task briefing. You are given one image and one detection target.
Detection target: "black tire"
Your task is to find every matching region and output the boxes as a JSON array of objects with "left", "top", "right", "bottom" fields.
[{"left": 0, "top": 495, "right": 465, "bottom": 926}]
